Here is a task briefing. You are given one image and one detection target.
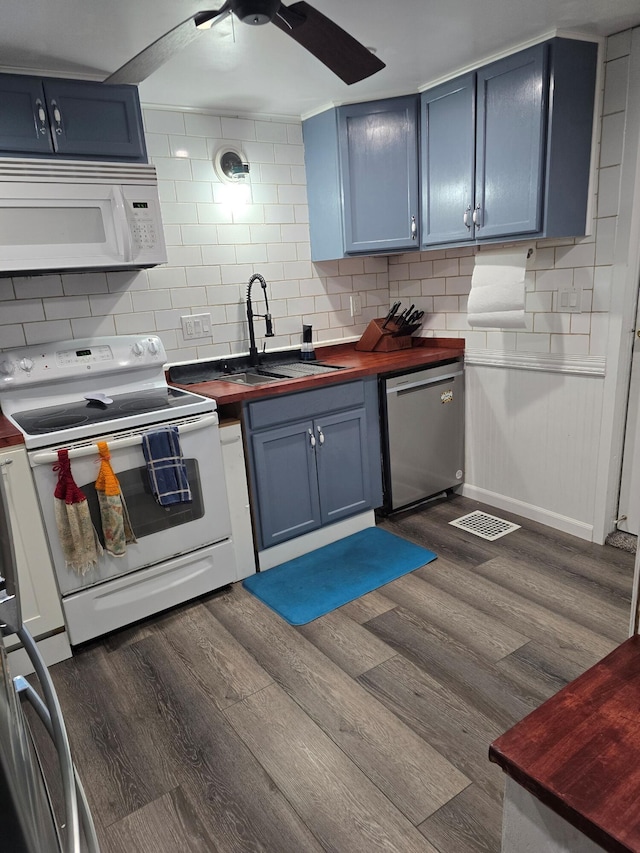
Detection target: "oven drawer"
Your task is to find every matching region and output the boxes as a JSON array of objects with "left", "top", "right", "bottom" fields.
[{"left": 62, "top": 540, "right": 236, "bottom": 645}]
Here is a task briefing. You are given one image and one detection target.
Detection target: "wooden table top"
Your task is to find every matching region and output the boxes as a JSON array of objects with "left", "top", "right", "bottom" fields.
[{"left": 489, "top": 634, "right": 640, "bottom": 853}]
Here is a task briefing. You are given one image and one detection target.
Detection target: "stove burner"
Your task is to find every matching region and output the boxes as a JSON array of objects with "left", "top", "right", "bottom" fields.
[
  {"left": 118, "top": 397, "right": 167, "bottom": 413},
  {"left": 37, "top": 413, "right": 90, "bottom": 430}
]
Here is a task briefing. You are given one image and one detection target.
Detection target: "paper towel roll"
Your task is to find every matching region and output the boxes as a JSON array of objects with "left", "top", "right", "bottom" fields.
[{"left": 467, "top": 245, "right": 534, "bottom": 329}]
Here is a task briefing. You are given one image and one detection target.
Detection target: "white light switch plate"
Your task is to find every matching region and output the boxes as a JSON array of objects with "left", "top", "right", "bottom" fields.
[
  {"left": 181, "top": 313, "right": 212, "bottom": 339},
  {"left": 557, "top": 285, "right": 583, "bottom": 313}
]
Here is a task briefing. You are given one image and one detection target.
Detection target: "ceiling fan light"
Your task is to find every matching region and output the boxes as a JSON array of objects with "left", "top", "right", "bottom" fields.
[{"left": 233, "top": 0, "right": 281, "bottom": 25}]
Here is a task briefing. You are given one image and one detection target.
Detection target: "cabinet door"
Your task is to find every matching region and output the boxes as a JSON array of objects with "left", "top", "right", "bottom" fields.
[
  {"left": 338, "top": 96, "right": 419, "bottom": 254},
  {"left": 0, "top": 447, "right": 65, "bottom": 644},
  {"left": 315, "top": 408, "right": 371, "bottom": 525},
  {"left": 0, "top": 75, "right": 53, "bottom": 155},
  {"left": 475, "top": 44, "right": 547, "bottom": 239},
  {"left": 421, "top": 74, "right": 476, "bottom": 246},
  {"left": 251, "top": 420, "right": 321, "bottom": 549},
  {"left": 43, "top": 79, "right": 147, "bottom": 161}
]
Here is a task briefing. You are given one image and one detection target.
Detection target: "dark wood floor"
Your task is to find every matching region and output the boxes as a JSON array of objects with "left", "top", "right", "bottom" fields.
[{"left": 37, "top": 495, "right": 635, "bottom": 853}]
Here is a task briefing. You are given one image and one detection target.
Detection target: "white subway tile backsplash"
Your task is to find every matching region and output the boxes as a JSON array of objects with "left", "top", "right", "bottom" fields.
[
  {"left": 217, "top": 224, "right": 252, "bottom": 244},
  {"left": 44, "top": 296, "right": 90, "bottom": 320},
  {"left": 235, "top": 244, "right": 269, "bottom": 264},
  {"left": 114, "top": 312, "right": 155, "bottom": 335},
  {"left": 599, "top": 112, "right": 626, "bottom": 168},
  {"left": 25, "top": 320, "right": 72, "bottom": 344},
  {"left": 132, "top": 290, "right": 173, "bottom": 312},
  {"left": 1, "top": 300, "right": 45, "bottom": 325},
  {"left": 220, "top": 117, "right": 256, "bottom": 141},
  {"left": 184, "top": 113, "right": 222, "bottom": 138},
  {"left": 597, "top": 165, "right": 621, "bottom": 217},
  {"left": 143, "top": 110, "right": 186, "bottom": 135},
  {"left": 176, "top": 182, "right": 214, "bottom": 203},
  {"left": 0, "top": 326, "right": 26, "bottom": 348},
  {"left": 151, "top": 157, "right": 192, "bottom": 181},
  {"left": 255, "top": 121, "right": 288, "bottom": 143},
  {"left": 603, "top": 56, "right": 629, "bottom": 115},
  {"left": 162, "top": 202, "right": 199, "bottom": 224},
  {"left": 71, "top": 315, "right": 117, "bottom": 339},
  {"left": 13, "top": 275, "right": 62, "bottom": 299},
  {"left": 169, "top": 135, "right": 209, "bottom": 160},
  {"left": 145, "top": 133, "right": 171, "bottom": 157},
  {"left": 147, "top": 267, "right": 188, "bottom": 290}
]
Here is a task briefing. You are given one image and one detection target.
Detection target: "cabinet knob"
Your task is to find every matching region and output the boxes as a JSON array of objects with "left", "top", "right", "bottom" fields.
[
  {"left": 410, "top": 215, "right": 417, "bottom": 240},
  {"left": 472, "top": 204, "right": 482, "bottom": 228},
  {"left": 317, "top": 425, "right": 325, "bottom": 445},
  {"left": 308, "top": 428, "right": 316, "bottom": 448},
  {"left": 463, "top": 205, "right": 472, "bottom": 229}
]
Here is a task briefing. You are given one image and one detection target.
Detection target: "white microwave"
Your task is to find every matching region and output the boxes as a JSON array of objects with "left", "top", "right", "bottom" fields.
[{"left": 0, "top": 158, "right": 167, "bottom": 274}]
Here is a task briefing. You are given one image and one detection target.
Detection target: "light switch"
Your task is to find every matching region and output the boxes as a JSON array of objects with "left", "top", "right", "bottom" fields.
[{"left": 181, "top": 313, "right": 213, "bottom": 339}]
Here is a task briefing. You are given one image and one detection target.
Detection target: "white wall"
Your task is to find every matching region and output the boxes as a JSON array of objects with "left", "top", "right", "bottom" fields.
[{"left": 0, "top": 111, "right": 389, "bottom": 362}]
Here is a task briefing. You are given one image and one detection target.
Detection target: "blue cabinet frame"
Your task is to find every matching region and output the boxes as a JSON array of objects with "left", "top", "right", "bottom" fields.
[
  {"left": 421, "top": 38, "right": 597, "bottom": 248},
  {"left": 0, "top": 73, "right": 147, "bottom": 162}
]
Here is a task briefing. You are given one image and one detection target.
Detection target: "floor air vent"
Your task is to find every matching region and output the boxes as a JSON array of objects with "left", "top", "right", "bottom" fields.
[{"left": 449, "top": 510, "right": 520, "bottom": 541}]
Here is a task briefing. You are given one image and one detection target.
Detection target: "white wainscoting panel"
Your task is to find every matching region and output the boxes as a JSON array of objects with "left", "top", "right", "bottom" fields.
[{"left": 463, "top": 363, "right": 605, "bottom": 540}]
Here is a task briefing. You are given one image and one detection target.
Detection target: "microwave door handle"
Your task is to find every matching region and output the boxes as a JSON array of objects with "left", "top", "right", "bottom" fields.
[
  {"left": 111, "top": 186, "right": 134, "bottom": 262},
  {"left": 28, "top": 413, "right": 219, "bottom": 466}
]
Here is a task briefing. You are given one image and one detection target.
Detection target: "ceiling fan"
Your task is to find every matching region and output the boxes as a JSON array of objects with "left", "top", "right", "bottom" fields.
[{"left": 106, "top": 0, "right": 385, "bottom": 86}]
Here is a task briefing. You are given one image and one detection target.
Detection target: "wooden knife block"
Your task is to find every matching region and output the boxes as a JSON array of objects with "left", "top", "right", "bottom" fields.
[{"left": 355, "top": 318, "right": 414, "bottom": 352}]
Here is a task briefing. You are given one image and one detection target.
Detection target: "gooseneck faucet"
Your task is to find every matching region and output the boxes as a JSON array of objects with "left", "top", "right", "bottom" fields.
[{"left": 246, "top": 273, "right": 274, "bottom": 366}]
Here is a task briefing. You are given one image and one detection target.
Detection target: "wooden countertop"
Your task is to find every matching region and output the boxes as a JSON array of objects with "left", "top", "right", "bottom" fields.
[
  {"left": 489, "top": 634, "right": 640, "bottom": 853},
  {"left": 0, "top": 337, "right": 464, "bottom": 444},
  {"left": 169, "top": 338, "right": 465, "bottom": 407}
]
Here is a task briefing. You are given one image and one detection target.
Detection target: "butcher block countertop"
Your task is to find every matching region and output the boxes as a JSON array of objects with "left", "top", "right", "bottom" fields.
[
  {"left": 0, "top": 338, "right": 464, "bottom": 445},
  {"left": 490, "top": 634, "right": 640, "bottom": 853},
  {"left": 169, "top": 337, "right": 464, "bottom": 409}
]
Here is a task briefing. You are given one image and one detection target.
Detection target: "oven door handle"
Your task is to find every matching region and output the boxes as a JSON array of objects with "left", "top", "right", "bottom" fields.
[{"left": 28, "top": 413, "right": 219, "bottom": 467}]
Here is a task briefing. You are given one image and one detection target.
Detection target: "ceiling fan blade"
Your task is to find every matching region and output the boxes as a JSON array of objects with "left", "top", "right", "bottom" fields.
[
  {"left": 105, "top": 5, "right": 231, "bottom": 85},
  {"left": 272, "top": 2, "right": 385, "bottom": 85}
]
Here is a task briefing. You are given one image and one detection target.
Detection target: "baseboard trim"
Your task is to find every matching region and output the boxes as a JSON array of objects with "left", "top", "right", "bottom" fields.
[
  {"left": 461, "top": 484, "right": 596, "bottom": 542},
  {"left": 258, "top": 511, "right": 376, "bottom": 571}
]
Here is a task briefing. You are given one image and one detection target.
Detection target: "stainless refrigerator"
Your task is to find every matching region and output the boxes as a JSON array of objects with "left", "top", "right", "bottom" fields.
[{"left": 0, "top": 464, "right": 99, "bottom": 853}]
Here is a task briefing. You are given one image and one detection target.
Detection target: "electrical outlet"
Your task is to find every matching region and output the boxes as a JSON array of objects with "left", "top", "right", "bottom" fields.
[
  {"left": 181, "top": 313, "right": 212, "bottom": 340},
  {"left": 350, "top": 294, "right": 362, "bottom": 317}
]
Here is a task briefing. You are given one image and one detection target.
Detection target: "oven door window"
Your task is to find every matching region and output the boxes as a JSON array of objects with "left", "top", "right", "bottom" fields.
[{"left": 80, "top": 458, "right": 204, "bottom": 543}]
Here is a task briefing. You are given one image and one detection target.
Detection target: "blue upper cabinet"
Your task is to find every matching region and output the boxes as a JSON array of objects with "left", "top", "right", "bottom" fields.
[
  {"left": 338, "top": 97, "right": 420, "bottom": 255},
  {"left": 421, "top": 74, "right": 476, "bottom": 246},
  {"left": 303, "top": 95, "right": 420, "bottom": 261},
  {"left": 421, "top": 38, "right": 597, "bottom": 248},
  {"left": 475, "top": 45, "right": 547, "bottom": 239},
  {"left": 0, "top": 73, "right": 147, "bottom": 162}
]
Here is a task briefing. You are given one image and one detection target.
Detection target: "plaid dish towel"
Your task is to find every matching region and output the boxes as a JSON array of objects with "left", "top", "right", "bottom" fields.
[{"left": 142, "top": 426, "right": 191, "bottom": 506}]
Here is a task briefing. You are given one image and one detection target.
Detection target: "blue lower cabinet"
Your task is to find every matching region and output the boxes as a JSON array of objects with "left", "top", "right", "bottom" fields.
[
  {"left": 251, "top": 419, "right": 322, "bottom": 548},
  {"left": 246, "top": 379, "right": 383, "bottom": 551}
]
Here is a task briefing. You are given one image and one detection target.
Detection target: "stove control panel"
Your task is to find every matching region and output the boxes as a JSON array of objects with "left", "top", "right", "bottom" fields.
[{"left": 0, "top": 335, "right": 167, "bottom": 389}]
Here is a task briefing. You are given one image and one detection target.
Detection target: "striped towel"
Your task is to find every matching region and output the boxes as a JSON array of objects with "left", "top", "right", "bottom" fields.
[{"left": 141, "top": 426, "right": 191, "bottom": 506}]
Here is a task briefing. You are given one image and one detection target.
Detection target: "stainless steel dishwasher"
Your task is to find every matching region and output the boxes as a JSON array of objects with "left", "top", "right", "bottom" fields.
[{"left": 379, "top": 360, "right": 464, "bottom": 512}]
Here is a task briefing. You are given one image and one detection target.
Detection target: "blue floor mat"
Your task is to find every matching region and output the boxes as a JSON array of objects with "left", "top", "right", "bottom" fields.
[{"left": 242, "top": 526, "right": 437, "bottom": 625}]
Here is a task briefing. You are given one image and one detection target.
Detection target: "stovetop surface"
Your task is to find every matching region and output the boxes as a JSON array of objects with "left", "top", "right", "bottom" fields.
[{"left": 12, "top": 387, "right": 200, "bottom": 436}]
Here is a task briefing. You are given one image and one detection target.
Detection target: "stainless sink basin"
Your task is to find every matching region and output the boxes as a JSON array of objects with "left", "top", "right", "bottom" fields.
[{"left": 222, "top": 371, "right": 282, "bottom": 385}]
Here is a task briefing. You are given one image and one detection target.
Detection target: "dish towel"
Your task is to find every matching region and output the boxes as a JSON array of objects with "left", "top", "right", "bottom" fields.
[
  {"left": 53, "top": 449, "right": 103, "bottom": 574},
  {"left": 142, "top": 426, "right": 191, "bottom": 506},
  {"left": 95, "top": 441, "right": 136, "bottom": 556}
]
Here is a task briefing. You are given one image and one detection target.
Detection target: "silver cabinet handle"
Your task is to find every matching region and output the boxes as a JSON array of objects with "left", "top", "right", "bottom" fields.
[
  {"left": 463, "top": 205, "right": 472, "bottom": 229},
  {"left": 316, "top": 425, "right": 325, "bottom": 445},
  {"left": 410, "top": 215, "right": 417, "bottom": 240},
  {"left": 50, "top": 99, "right": 63, "bottom": 135},
  {"left": 472, "top": 204, "right": 482, "bottom": 228},
  {"left": 34, "top": 98, "right": 48, "bottom": 136},
  {"left": 308, "top": 427, "right": 316, "bottom": 448}
]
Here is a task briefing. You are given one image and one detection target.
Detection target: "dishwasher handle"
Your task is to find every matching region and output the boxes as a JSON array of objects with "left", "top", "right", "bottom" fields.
[{"left": 385, "top": 370, "right": 463, "bottom": 396}]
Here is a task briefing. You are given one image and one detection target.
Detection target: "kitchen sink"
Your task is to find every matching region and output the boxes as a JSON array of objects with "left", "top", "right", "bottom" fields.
[
  {"left": 168, "top": 354, "right": 347, "bottom": 386},
  {"left": 222, "top": 371, "right": 282, "bottom": 385}
]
